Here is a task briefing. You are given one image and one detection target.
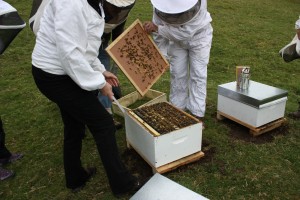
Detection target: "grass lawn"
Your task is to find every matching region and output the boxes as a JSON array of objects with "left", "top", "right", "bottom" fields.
[{"left": 0, "top": 0, "right": 299, "bottom": 199}]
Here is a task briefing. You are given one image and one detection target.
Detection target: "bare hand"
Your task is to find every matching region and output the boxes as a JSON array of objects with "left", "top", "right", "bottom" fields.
[
  {"left": 103, "top": 71, "right": 119, "bottom": 87},
  {"left": 143, "top": 21, "right": 158, "bottom": 34},
  {"left": 100, "top": 82, "right": 114, "bottom": 101}
]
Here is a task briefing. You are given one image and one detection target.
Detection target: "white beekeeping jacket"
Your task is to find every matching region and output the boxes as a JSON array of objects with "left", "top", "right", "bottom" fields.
[{"left": 32, "top": 0, "right": 107, "bottom": 91}]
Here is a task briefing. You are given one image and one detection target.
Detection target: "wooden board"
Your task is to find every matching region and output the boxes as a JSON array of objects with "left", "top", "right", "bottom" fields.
[
  {"left": 217, "top": 111, "right": 288, "bottom": 136},
  {"left": 106, "top": 19, "right": 169, "bottom": 96},
  {"left": 155, "top": 151, "right": 204, "bottom": 174},
  {"left": 127, "top": 141, "right": 204, "bottom": 174},
  {"left": 249, "top": 118, "right": 287, "bottom": 136},
  {"left": 112, "top": 89, "right": 167, "bottom": 117}
]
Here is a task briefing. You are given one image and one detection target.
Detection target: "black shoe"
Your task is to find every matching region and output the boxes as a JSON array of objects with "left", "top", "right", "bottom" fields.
[
  {"left": 129, "top": 179, "right": 143, "bottom": 193},
  {"left": 113, "top": 178, "right": 144, "bottom": 198},
  {"left": 0, "top": 167, "right": 15, "bottom": 181},
  {"left": 71, "top": 167, "right": 97, "bottom": 193}
]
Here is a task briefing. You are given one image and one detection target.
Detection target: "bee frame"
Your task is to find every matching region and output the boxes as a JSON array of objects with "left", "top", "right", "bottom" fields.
[{"left": 106, "top": 19, "right": 169, "bottom": 96}]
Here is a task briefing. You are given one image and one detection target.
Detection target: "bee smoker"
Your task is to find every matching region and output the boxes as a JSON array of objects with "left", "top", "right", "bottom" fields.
[{"left": 239, "top": 67, "right": 250, "bottom": 90}]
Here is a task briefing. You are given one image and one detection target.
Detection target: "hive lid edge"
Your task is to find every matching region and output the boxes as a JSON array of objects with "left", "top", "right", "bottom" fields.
[{"left": 218, "top": 81, "right": 288, "bottom": 107}]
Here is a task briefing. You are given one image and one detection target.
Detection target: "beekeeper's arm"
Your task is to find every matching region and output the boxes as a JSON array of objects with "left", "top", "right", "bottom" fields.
[{"left": 143, "top": 11, "right": 170, "bottom": 61}]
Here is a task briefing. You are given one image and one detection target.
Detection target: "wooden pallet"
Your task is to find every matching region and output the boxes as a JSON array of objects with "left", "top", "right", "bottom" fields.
[
  {"left": 154, "top": 151, "right": 204, "bottom": 174},
  {"left": 217, "top": 111, "right": 288, "bottom": 136},
  {"left": 127, "top": 142, "right": 204, "bottom": 174}
]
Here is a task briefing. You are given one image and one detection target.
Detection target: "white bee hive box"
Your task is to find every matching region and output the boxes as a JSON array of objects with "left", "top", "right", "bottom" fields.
[
  {"left": 217, "top": 81, "right": 288, "bottom": 128},
  {"left": 124, "top": 102, "right": 203, "bottom": 173}
]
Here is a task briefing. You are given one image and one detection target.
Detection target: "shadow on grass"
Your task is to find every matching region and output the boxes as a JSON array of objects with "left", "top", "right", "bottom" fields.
[{"left": 121, "top": 149, "right": 153, "bottom": 184}]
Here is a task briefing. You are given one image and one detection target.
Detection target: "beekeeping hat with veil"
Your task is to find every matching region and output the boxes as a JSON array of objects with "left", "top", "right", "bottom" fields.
[
  {"left": 151, "top": 0, "right": 201, "bottom": 24},
  {"left": 104, "top": 0, "right": 135, "bottom": 24}
]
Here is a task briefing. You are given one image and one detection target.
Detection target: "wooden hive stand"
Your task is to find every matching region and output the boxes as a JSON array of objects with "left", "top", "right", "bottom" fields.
[
  {"left": 127, "top": 141, "right": 204, "bottom": 174},
  {"left": 153, "top": 151, "right": 205, "bottom": 174},
  {"left": 217, "top": 111, "right": 288, "bottom": 136}
]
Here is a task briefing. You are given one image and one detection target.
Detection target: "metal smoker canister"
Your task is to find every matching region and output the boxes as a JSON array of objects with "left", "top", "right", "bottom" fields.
[{"left": 240, "top": 67, "right": 250, "bottom": 90}]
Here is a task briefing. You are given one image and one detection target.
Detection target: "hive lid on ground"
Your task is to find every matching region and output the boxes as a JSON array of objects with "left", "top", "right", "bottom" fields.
[
  {"left": 106, "top": 19, "right": 169, "bottom": 96},
  {"left": 130, "top": 173, "right": 208, "bottom": 200},
  {"left": 218, "top": 81, "right": 288, "bottom": 108}
]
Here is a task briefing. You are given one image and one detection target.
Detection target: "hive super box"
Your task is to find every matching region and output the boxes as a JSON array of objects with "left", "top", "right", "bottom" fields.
[
  {"left": 124, "top": 103, "right": 203, "bottom": 172},
  {"left": 217, "top": 81, "right": 288, "bottom": 127}
]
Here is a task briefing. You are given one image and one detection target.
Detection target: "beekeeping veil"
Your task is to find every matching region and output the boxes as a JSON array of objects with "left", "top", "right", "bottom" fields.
[
  {"left": 103, "top": 0, "right": 135, "bottom": 24},
  {"left": 0, "top": 0, "right": 26, "bottom": 54},
  {"left": 151, "top": 0, "right": 201, "bottom": 25}
]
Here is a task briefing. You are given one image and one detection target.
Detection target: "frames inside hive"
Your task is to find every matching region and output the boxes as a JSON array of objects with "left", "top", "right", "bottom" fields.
[{"left": 132, "top": 102, "right": 199, "bottom": 135}]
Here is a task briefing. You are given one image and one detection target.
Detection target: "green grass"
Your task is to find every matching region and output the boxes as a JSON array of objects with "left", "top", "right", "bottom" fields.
[{"left": 1, "top": 0, "right": 300, "bottom": 199}]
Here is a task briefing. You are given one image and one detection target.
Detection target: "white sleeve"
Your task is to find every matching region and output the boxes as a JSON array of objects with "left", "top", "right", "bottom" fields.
[
  {"left": 91, "top": 57, "right": 106, "bottom": 73},
  {"left": 53, "top": 0, "right": 106, "bottom": 91},
  {"left": 152, "top": 10, "right": 170, "bottom": 59}
]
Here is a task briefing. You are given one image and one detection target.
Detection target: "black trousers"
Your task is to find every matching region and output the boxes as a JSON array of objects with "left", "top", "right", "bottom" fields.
[
  {"left": 0, "top": 117, "right": 12, "bottom": 159},
  {"left": 32, "top": 66, "right": 134, "bottom": 193}
]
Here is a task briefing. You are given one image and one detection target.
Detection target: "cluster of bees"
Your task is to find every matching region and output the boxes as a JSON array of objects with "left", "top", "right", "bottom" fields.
[
  {"left": 118, "top": 26, "right": 166, "bottom": 87},
  {"left": 133, "top": 102, "right": 198, "bottom": 134}
]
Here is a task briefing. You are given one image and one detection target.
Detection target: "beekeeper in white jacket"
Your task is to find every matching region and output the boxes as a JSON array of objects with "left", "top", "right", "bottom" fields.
[
  {"left": 144, "top": 0, "right": 213, "bottom": 125},
  {"left": 31, "top": 0, "right": 140, "bottom": 195}
]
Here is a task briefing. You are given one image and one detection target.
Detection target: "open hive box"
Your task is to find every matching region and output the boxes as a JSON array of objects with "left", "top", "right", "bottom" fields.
[{"left": 125, "top": 102, "right": 203, "bottom": 173}]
